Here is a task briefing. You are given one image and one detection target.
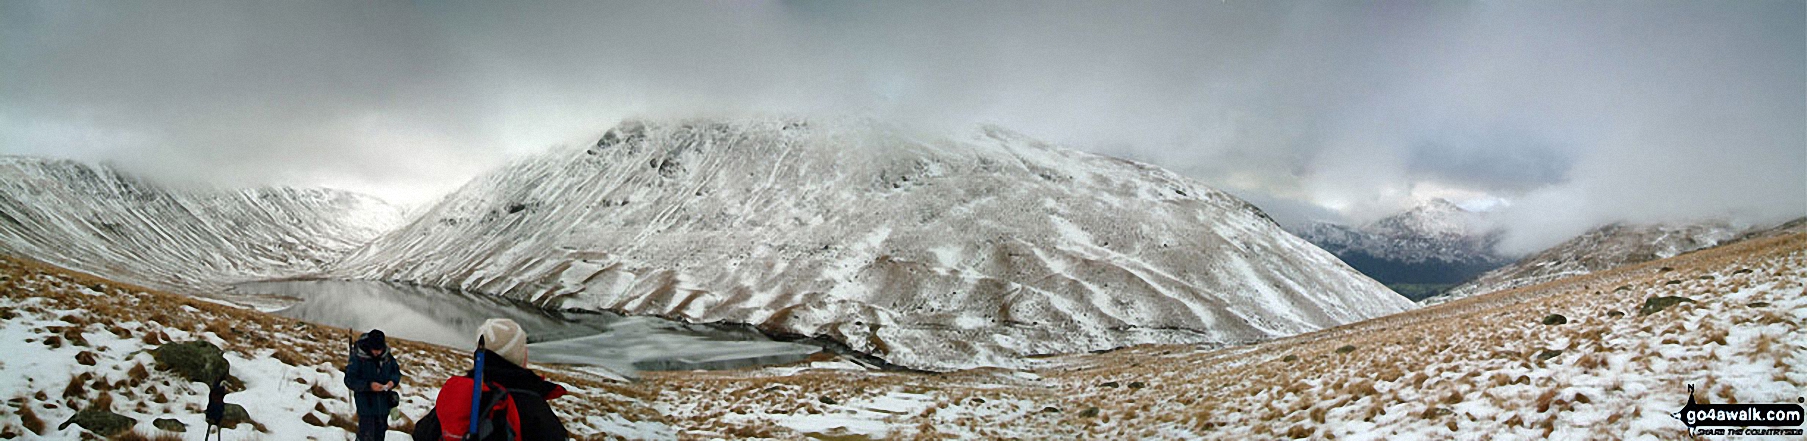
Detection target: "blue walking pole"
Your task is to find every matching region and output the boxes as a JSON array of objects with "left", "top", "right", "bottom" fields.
[{"left": 467, "top": 336, "right": 486, "bottom": 439}]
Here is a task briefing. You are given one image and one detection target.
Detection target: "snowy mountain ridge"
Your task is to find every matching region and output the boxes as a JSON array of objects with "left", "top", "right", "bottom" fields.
[
  {"left": 1425, "top": 220, "right": 1775, "bottom": 303},
  {"left": 332, "top": 118, "right": 1418, "bottom": 370},
  {"left": 1291, "top": 199, "right": 1511, "bottom": 299},
  {"left": 1296, "top": 198, "right": 1504, "bottom": 266},
  {"left": 0, "top": 156, "right": 405, "bottom": 291}
]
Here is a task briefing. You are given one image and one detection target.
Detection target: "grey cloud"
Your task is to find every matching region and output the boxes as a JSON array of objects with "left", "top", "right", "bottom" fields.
[
  {"left": 1406, "top": 129, "right": 1573, "bottom": 193},
  {"left": 2, "top": 1, "right": 1801, "bottom": 250}
]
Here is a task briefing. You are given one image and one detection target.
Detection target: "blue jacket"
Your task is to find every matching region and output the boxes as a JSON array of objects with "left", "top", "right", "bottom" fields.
[{"left": 344, "top": 335, "right": 403, "bottom": 416}]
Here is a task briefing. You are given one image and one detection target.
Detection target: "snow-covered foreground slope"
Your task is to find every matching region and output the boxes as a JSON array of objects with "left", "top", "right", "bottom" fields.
[
  {"left": 334, "top": 119, "right": 1415, "bottom": 370},
  {"left": 4, "top": 233, "right": 1800, "bottom": 439},
  {"left": 1429, "top": 220, "right": 1787, "bottom": 304},
  {"left": 0, "top": 255, "right": 667, "bottom": 439},
  {"left": 0, "top": 157, "right": 403, "bottom": 291}
]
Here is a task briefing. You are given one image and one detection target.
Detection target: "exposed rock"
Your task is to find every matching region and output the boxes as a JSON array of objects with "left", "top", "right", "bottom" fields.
[
  {"left": 152, "top": 341, "right": 229, "bottom": 384},
  {"left": 220, "top": 403, "right": 254, "bottom": 429},
  {"left": 57, "top": 409, "right": 136, "bottom": 436},
  {"left": 152, "top": 417, "right": 186, "bottom": 432},
  {"left": 1640, "top": 296, "right": 1694, "bottom": 316},
  {"left": 1541, "top": 314, "right": 1568, "bottom": 326}
]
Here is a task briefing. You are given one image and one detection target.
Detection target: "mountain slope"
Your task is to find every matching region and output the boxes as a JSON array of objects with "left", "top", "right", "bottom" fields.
[
  {"left": 0, "top": 156, "right": 404, "bottom": 291},
  {"left": 1294, "top": 199, "right": 1510, "bottom": 300},
  {"left": 643, "top": 231, "right": 1807, "bottom": 439},
  {"left": 334, "top": 119, "right": 1416, "bottom": 370},
  {"left": 1427, "top": 221, "right": 1761, "bottom": 303}
]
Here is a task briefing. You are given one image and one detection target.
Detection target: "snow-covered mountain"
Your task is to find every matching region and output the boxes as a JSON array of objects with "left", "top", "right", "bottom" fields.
[
  {"left": 1293, "top": 199, "right": 1510, "bottom": 299},
  {"left": 1426, "top": 221, "right": 1762, "bottom": 303},
  {"left": 0, "top": 156, "right": 404, "bottom": 291},
  {"left": 333, "top": 118, "right": 1416, "bottom": 370}
]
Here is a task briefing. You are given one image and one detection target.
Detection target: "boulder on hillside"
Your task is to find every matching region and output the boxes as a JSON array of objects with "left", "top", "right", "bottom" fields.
[
  {"left": 220, "top": 403, "right": 255, "bottom": 429},
  {"left": 152, "top": 417, "right": 187, "bottom": 432},
  {"left": 152, "top": 341, "right": 229, "bottom": 384},
  {"left": 58, "top": 409, "right": 136, "bottom": 436},
  {"left": 1639, "top": 296, "right": 1694, "bottom": 316}
]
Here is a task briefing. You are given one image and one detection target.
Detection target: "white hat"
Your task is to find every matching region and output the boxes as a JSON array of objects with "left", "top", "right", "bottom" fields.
[{"left": 475, "top": 318, "right": 529, "bottom": 367}]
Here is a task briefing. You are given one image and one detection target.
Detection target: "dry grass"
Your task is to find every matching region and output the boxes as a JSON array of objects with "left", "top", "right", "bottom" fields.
[
  {"left": 92, "top": 392, "right": 115, "bottom": 413},
  {"left": 61, "top": 373, "right": 88, "bottom": 404},
  {"left": 124, "top": 363, "right": 150, "bottom": 387},
  {"left": 325, "top": 411, "right": 360, "bottom": 433},
  {"left": 19, "top": 404, "right": 45, "bottom": 435},
  {"left": 309, "top": 383, "right": 335, "bottom": 400}
]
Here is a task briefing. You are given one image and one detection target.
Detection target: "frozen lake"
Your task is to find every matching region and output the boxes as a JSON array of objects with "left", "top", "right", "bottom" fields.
[{"left": 232, "top": 280, "right": 821, "bottom": 376}]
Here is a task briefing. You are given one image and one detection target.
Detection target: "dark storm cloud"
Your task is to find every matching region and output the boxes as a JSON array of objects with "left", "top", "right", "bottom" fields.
[
  {"left": 2, "top": 1, "right": 1801, "bottom": 252},
  {"left": 1406, "top": 129, "right": 1573, "bottom": 193}
]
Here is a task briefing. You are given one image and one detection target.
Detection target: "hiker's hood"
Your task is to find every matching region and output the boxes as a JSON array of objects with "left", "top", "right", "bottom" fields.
[
  {"left": 354, "top": 334, "right": 392, "bottom": 361},
  {"left": 468, "top": 349, "right": 561, "bottom": 397}
]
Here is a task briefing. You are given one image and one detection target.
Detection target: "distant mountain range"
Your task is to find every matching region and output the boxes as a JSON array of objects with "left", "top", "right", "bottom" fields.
[{"left": 1292, "top": 199, "right": 1513, "bottom": 300}]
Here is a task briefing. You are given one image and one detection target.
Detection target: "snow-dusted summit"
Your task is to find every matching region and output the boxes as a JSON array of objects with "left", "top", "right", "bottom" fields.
[
  {"left": 333, "top": 119, "right": 1416, "bottom": 370},
  {"left": 1293, "top": 199, "right": 1510, "bottom": 299},
  {"left": 0, "top": 156, "right": 404, "bottom": 291}
]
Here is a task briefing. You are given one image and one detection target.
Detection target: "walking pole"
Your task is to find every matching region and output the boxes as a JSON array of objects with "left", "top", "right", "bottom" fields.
[{"left": 467, "top": 336, "right": 487, "bottom": 439}]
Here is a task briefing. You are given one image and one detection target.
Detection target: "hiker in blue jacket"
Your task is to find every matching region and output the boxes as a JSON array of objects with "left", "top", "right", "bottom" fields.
[{"left": 345, "top": 329, "right": 403, "bottom": 441}]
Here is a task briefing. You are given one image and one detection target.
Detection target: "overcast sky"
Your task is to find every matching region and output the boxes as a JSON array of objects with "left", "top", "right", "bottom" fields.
[{"left": 3, "top": 1, "right": 1802, "bottom": 253}]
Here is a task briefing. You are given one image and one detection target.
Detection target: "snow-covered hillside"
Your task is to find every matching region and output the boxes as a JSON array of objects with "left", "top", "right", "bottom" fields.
[
  {"left": 1427, "top": 221, "right": 1755, "bottom": 303},
  {"left": 1293, "top": 199, "right": 1510, "bottom": 299},
  {"left": 0, "top": 157, "right": 404, "bottom": 291},
  {"left": 334, "top": 118, "right": 1416, "bottom": 370}
]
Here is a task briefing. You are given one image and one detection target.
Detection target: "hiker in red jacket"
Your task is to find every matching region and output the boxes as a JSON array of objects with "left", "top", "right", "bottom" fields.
[{"left": 414, "top": 318, "right": 570, "bottom": 441}]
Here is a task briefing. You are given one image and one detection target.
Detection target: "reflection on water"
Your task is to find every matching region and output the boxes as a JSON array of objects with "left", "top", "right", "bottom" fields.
[{"left": 232, "top": 280, "right": 819, "bottom": 375}]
